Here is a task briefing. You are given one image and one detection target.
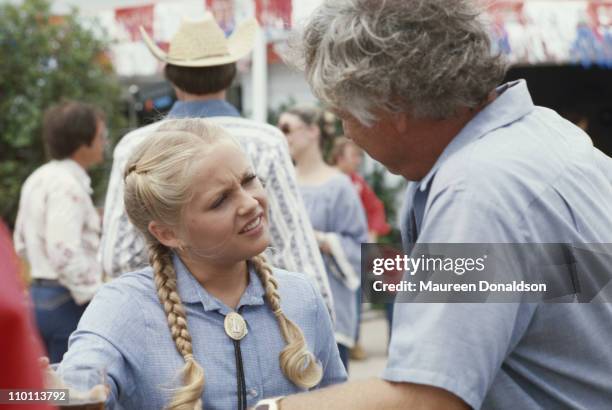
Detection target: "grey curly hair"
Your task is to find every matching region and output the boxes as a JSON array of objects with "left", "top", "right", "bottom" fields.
[{"left": 288, "top": 0, "right": 507, "bottom": 124}]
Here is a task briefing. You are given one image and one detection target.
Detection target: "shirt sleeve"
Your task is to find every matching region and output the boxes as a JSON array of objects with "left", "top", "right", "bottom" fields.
[
  {"left": 360, "top": 181, "right": 390, "bottom": 236},
  {"left": 44, "top": 184, "right": 102, "bottom": 305},
  {"left": 62, "top": 281, "right": 144, "bottom": 409},
  {"left": 328, "top": 180, "right": 369, "bottom": 274},
  {"left": 100, "top": 143, "right": 148, "bottom": 278},
  {"left": 383, "top": 187, "right": 536, "bottom": 409},
  {"left": 262, "top": 142, "right": 335, "bottom": 317},
  {"left": 13, "top": 202, "right": 26, "bottom": 259},
  {"left": 594, "top": 147, "right": 612, "bottom": 184}
]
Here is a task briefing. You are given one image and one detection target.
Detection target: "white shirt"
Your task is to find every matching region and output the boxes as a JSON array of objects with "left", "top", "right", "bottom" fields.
[
  {"left": 100, "top": 116, "right": 334, "bottom": 313},
  {"left": 14, "top": 159, "right": 103, "bottom": 304}
]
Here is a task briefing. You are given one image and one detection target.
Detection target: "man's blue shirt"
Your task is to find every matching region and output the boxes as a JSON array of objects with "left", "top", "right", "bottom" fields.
[
  {"left": 167, "top": 99, "right": 240, "bottom": 119},
  {"left": 385, "top": 80, "right": 612, "bottom": 409}
]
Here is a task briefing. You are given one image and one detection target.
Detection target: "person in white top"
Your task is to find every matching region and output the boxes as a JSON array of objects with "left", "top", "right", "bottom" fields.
[
  {"left": 14, "top": 101, "right": 106, "bottom": 362},
  {"left": 100, "top": 15, "right": 334, "bottom": 314}
]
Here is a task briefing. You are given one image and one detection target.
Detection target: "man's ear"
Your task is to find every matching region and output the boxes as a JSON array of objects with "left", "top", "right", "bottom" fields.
[{"left": 148, "top": 221, "right": 182, "bottom": 249}]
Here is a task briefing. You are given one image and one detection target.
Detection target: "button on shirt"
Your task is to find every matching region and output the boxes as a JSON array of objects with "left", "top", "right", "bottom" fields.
[
  {"left": 62, "top": 255, "right": 346, "bottom": 410},
  {"left": 384, "top": 80, "right": 612, "bottom": 409},
  {"left": 13, "top": 159, "right": 102, "bottom": 304}
]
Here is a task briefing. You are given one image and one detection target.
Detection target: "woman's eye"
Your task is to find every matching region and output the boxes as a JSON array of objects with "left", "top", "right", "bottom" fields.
[
  {"left": 211, "top": 195, "right": 226, "bottom": 209},
  {"left": 243, "top": 174, "right": 257, "bottom": 185}
]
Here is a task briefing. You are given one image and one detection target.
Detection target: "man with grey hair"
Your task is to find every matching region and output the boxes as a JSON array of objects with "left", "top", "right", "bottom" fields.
[{"left": 253, "top": 0, "right": 612, "bottom": 409}]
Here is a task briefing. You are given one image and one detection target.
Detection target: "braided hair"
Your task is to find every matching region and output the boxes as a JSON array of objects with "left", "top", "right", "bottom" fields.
[
  {"left": 124, "top": 119, "right": 322, "bottom": 409},
  {"left": 250, "top": 255, "right": 322, "bottom": 388}
]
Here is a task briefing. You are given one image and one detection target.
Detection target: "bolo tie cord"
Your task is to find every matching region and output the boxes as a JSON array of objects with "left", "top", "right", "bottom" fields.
[
  {"left": 233, "top": 340, "right": 247, "bottom": 410},
  {"left": 233, "top": 338, "right": 247, "bottom": 410},
  {"left": 225, "top": 311, "right": 249, "bottom": 410}
]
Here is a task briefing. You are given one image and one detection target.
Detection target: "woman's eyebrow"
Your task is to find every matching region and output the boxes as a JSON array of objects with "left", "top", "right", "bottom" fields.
[
  {"left": 239, "top": 169, "right": 255, "bottom": 182},
  {"left": 205, "top": 170, "right": 255, "bottom": 201}
]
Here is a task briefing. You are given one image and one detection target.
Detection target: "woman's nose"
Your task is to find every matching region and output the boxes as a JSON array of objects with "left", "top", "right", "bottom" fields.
[{"left": 237, "top": 190, "right": 259, "bottom": 215}]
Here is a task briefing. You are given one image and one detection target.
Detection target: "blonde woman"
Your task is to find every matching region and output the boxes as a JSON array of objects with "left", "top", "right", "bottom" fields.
[{"left": 58, "top": 119, "right": 346, "bottom": 409}]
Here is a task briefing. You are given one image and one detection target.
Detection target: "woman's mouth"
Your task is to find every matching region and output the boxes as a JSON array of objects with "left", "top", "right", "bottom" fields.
[{"left": 239, "top": 215, "right": 263, "bottom": 234}]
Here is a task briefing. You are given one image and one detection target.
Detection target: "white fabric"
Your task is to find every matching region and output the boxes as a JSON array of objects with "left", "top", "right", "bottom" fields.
[
  {"left": 318, "top": 232, "right": 360, "bottom": 291},
  {"left": 14, "top": 159, "right": 103, "bottom": 305}
]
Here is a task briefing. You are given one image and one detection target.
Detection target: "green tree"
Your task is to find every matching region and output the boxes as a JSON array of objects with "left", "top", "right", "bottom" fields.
[
  {"left": 363, "top": 164, "right": 405, "bottom": 243},
  {"left": 0, "top": 0, "right": 125, "bottom": 227}
]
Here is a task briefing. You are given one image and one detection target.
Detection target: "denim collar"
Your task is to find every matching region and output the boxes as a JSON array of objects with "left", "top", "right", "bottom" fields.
[
  {"left": 173, "top": 253, "right": 266, "bottom": 315},
  {"left": 167, "top": 99, "right": 240, "bottom": 119},
  {"left": 417, "top": 80, "right": 535, "bottom": 192}
]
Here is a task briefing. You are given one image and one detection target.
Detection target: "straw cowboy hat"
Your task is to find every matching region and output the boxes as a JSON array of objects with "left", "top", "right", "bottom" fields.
[{"left": 139, "top": 13, "right": 259, "bottom": 67}]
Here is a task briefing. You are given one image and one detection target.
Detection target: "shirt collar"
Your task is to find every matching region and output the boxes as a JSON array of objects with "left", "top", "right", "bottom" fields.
[
  {"left": 417, "top": 80, "right": 534, "bottom": 191},
  {"left": 167, "top": 99, "right": 240, "bottom": 119},
  {"left": 57, "top": 159, "right": 92, "bottom": 194},
  {"left": 174, "top": 254, "right": 266, "bottom": 315}
]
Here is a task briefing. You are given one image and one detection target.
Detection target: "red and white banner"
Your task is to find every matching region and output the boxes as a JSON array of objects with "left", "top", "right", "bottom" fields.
[
  {"left": 206, "top": 0, "right": 237, "bottom": 34},
  {"left": 206, "top": 0, "right": 292, "bottom": 36},
  {"left": 255, "top": 0, "right": 292, "bottom": 32},
  {"left": 485, "top": 0, "right": 612, "bottom": 66},
  {"left": 114, "top": 4, "right": 154, "bottom": 42}
]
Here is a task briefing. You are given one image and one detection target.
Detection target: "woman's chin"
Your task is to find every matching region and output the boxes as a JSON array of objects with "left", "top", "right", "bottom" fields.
[
  {"left": 250, "top": 233, "right": 271, "bottom": 258},
  {"left": 254, "top": 233, "right": 271, "bottom": 255}
]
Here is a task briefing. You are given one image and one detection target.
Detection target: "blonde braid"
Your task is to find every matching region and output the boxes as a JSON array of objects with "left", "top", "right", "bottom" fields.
[
  {"left": 250, "top": 255, "right": 323, "bottom": 389},
  {"left": 150, "top": 243, "right": 205, "bottom": 409}
]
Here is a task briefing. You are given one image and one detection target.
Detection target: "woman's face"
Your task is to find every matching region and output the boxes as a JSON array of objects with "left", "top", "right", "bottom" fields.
[
  {"left": 337, "top": 143, "right": 364, "bottom": 174},
  {"left": 278, "top": 113, "right": 316, "bottom": 162},
  {"left": 177, "top": 141, "right": 270, "bottom": 265}
]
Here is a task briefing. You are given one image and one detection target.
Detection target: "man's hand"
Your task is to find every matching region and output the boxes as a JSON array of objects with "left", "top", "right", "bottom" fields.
[
  {"left": 279, "top": 378, "right": 469, "bottom": 410},
  {"left": 314, "top": 231, "right": 332, "bottom": 254}
]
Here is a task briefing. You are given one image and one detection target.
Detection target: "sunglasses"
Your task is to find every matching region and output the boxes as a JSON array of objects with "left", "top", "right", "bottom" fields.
[{"left": 278, "top": 123, "right": 305, "bottom": 135}]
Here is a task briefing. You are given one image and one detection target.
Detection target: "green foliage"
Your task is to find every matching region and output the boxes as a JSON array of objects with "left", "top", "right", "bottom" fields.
[
  {"left": 267, "top": 96, "right": 297, "bottom": 126},
  {"left": 0, "top": 0, "right": 126, "bottom": 227},
  {"left": 364, "top": 164, "right": 405, "bottom": 244}
]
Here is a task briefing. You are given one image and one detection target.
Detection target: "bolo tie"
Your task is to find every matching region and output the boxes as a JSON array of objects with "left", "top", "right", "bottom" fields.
[{"left": 224, "top": 311, "right": 248, "bottom": 410}]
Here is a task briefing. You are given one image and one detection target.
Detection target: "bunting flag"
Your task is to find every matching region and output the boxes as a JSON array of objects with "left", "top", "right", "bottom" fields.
[
  {"left": 94, "top": 0, "right": 612, "bottom": 76},
  {"left": 486, "top": 0, "right": 612, "bottom": 68},
  {"left": 206, "top": 0, "right": 292, "bottom": 36},
  {"left": 115, "top": 4, "right": 155, "bottom": 42},
  {"left": 206, "top": 0, "right": 237, "bottom": 35},
  {"left": 255, "top": 0, "right": 292, "bottom": 32}
]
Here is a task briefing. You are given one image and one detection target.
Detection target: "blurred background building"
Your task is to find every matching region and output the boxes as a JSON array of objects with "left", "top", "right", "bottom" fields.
[
  {"left": 2, "top": 0, "right": 612, "bottom": 228},
  {"left": 5, "top": 0, "right": 610, "bottom": 146}
]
